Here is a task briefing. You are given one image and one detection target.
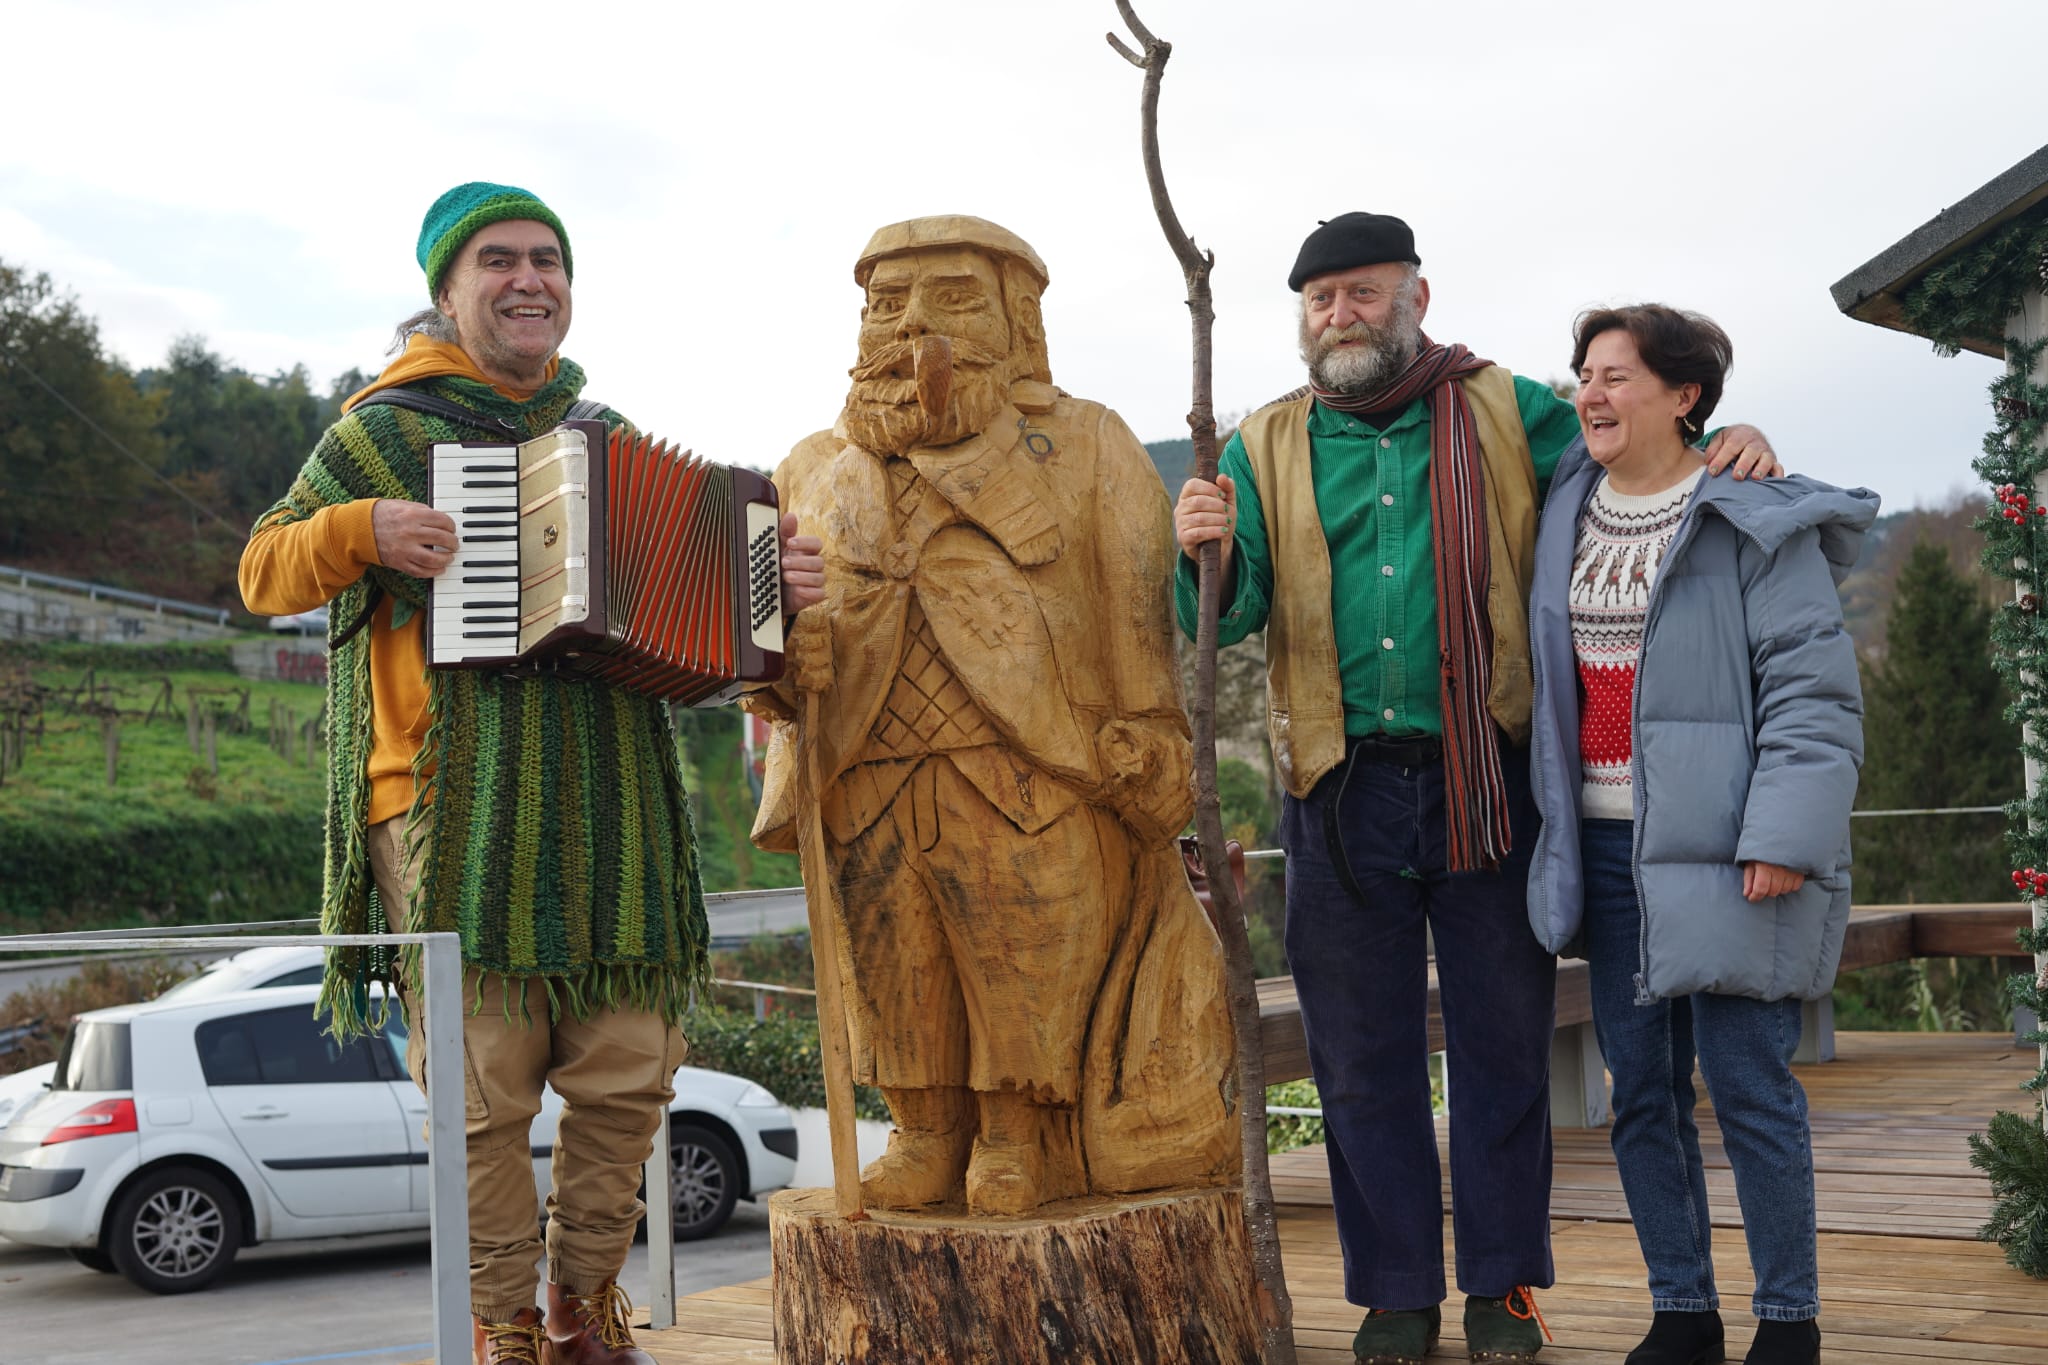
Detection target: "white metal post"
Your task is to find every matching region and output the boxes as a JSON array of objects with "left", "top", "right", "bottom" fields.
[
  {"left": 421, "top": 932, "right": 471, "bottom": 1364},
  {"left": 646, "top": 1106, "right": 675, "bottom": 1329}
]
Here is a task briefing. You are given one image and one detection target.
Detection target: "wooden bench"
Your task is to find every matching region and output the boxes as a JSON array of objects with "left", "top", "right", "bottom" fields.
[{"left": 1256, "top": 902, "right": 2034, "bottom": 1127}]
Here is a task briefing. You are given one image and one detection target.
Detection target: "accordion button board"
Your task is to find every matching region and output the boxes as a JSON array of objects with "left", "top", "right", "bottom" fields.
[{"left": 428, "top": 419, "right": 785, "bottom": 705}]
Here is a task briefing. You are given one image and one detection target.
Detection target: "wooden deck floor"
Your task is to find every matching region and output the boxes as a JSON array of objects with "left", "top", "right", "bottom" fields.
[{"left": 637, "top": 1032, "right": 2047, "bottom": 1362}]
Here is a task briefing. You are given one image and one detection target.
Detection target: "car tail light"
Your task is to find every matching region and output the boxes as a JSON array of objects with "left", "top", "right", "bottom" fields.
[{"left": 40, "top": 1098, "right": 138, "bottom": 1146}]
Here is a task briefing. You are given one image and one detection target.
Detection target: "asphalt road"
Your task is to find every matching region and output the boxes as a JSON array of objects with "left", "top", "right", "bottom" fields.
[{"left": 0, "top": 1200, "right": 771, "bottom": 1365}]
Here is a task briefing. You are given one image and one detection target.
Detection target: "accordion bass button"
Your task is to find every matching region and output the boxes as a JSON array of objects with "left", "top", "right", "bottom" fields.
[{"left": 882, "top": 541, "right": 919, "bottom": 580}]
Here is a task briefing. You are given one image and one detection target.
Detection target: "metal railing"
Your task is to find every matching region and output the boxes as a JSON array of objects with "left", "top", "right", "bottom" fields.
[
  {"left": 0, "top": 920, "right": 471, "bottom": 1362},
  {"left": 0, "top": 563, "right": 231, "bottom": 626}
]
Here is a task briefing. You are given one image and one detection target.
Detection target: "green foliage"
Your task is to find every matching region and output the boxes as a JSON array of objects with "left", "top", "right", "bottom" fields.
[
  {"left": 1265, "top": 1078, "right": 1326, "bottom": 1154},
  {"left": 0, "top": 639, "right": 239, "bottom": 675},
  {"left": 682, "top": 1001, "right": 888, "bottom": 1119},
  {"left": 1217, "top": 756, "right": 1273, "bottom": 843},
  {"left": 1856, "top": 541, "right": 2020, "bottom": 906},
  {"left": 0, "top": 264, "right": 165, "bottom": 566},
  {"left": 671, "top": 704, "right": 800, "bottom": 892},
  {"left": 1902, "top": 203, "right": 2048, "bottom": 358},
  {"left": 0, "top": 658, "right": 328, "bottom": 931},
  {"left": 712, "top": 932, "right": 815, "bottom": 997},
  {"left": 1968, "top": 1110, "right": 2048, "bottom": 1278}
]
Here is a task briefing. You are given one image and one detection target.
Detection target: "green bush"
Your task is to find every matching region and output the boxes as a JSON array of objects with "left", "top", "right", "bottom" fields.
[
  {"left": 0, "top": 639, "right": 240, "bottom": 674},
  {"left": 683, "top": 1001, "right": 889, "bottom": 1120},
  {"left": 1266, "top": 1078, "right": 1326, "bottom": 1154}
]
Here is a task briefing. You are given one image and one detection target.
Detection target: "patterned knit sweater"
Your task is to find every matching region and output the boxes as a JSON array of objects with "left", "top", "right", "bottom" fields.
[
  {"left": 251, "top": 362, "right": 709, "bottom": 1036},
  {"left": 1570, "top": 469, "right": 1704, "bottom": 820}
]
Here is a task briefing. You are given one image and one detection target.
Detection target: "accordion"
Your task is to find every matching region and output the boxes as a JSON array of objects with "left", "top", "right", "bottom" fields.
[{"left": 427, "top": 419, "right": 784, "bottom": 705}]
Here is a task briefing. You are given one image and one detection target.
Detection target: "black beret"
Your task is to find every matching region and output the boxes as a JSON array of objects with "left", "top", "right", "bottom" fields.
[{"left": 1288, "top": 212, "right": 1421, "bottom": 292}]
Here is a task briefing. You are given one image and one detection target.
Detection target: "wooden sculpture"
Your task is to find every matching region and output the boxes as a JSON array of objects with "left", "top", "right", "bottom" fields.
[{"left": 746, "top": 215, "right": 1258, "bottom": 1363}]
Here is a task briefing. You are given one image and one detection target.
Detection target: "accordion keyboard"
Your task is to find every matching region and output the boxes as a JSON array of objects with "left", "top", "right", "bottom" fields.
[{"left": 430, "top": 441, "right": 524, "bottom": 663}]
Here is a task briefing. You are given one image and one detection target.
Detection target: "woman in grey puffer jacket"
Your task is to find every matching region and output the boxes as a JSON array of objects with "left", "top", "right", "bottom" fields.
[{"left": 1525, "top": 305, "right": 1876, "bottom": 1365}]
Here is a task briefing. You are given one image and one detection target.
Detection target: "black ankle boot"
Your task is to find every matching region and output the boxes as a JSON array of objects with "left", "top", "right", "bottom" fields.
[
  {"left": 1626, "top": 1310, "right": 1725, "bottom": 1364},
  {"left": 1743, "top": 1319, "right": 1819, "bottom": 1365}
]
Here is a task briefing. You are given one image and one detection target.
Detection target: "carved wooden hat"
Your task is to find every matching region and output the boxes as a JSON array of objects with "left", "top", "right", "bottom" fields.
[{"left": 854, "top": 215, "right": 1050, "bottom": 291}]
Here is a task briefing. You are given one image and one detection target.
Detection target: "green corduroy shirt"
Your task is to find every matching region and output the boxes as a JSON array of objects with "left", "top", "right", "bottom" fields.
[{"left": 1174, "top": 375, "right": 1581, "bottom": 739}]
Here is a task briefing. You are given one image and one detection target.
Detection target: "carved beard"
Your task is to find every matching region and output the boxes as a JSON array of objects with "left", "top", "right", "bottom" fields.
[{"left": 840, "top": 336, "right": 1011, "bottom": 456}]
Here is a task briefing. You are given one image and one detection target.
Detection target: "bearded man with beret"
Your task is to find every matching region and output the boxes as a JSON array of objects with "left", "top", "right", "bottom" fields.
[
  {"left": 240, "top": 182, "right": 823, "bottom": 1364},
  {"left": 1172, "top": 213, "right": 1778, "bottom": 1365}
]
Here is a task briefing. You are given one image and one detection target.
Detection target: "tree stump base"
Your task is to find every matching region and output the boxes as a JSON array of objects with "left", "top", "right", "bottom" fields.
[{"left": 769, "top": 1185, "right": 1262, "bottom": 1364}]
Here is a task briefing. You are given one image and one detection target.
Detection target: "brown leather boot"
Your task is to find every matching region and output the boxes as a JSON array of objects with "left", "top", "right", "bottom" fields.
[
  {"left": 472, "top": 1307, "right": 546, "bottom": 1365},
  {"left": 544, "top": 1281, "right": 656, "bottom": 1365}
]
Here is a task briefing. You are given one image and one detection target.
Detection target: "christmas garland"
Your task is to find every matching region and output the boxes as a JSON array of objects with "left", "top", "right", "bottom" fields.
[{"left": 1908, "top": 223, "right": 2048, "bottom": 1273}]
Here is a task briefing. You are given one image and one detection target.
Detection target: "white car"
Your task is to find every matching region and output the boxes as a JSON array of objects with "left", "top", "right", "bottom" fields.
[
  {"left": 0, "top": 976, "right": 797, "bottom": 1293},
  {"left": 0, "top": 946, "right": 329, "bottom": 1132}
]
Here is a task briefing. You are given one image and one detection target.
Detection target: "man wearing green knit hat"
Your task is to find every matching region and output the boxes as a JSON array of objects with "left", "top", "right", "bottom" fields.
[{"left": 240, "top": 183, "right": 825, "bottom": 1364}]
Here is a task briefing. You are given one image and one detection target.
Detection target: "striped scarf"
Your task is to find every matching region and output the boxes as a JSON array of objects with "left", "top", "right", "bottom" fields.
[
  {"left": 1313, "top": 337, "right": 1512, "bottom": 870},
  {"left": 253, "top": 363, "right": 709, "bottom": 1035}
]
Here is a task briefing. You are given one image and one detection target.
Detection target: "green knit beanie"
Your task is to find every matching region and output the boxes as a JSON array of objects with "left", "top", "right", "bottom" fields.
[{"left": 417, "top": 181, "right": 573, "bottom": 300}]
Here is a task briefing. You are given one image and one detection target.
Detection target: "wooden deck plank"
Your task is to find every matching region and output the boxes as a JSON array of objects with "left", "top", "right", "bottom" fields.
[{"left": 635, "top": 1033, "right": 2042, "bottom": 1361}]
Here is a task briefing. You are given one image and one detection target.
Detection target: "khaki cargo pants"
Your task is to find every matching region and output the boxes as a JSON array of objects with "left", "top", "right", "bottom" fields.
[{"left": 368, "top": 816, "right": 688, "bottom": 1321}]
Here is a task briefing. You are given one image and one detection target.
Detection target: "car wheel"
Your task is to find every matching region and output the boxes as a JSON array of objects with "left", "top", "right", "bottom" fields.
[
  {"left": 667, "top": 1124, "right": 740, "bottom": 1240},
  {"left": 106, "top": 1166, "right": 242, "bottom": 1294},
  {"left": 69, "top": 1246, "right": 116, "bottom": 1273}
]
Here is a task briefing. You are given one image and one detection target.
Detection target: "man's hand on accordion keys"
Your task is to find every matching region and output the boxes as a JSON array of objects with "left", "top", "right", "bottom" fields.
[
  {"left": 373, "top": 499, "right": 462, "bottom": 579},
  {"left": 777, "top": 512, "right": 827, "bottom": 614}
]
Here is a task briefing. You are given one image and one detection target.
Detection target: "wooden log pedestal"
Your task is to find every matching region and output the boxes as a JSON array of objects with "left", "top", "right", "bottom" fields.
[{"left": 769, "top": 1185, "right": 1263, "bottom": 1365}]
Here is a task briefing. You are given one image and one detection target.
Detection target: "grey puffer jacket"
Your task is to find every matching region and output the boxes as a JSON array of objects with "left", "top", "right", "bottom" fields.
[{"left": 1525, "top": 443, "right": 1878, "bottom": 1003}]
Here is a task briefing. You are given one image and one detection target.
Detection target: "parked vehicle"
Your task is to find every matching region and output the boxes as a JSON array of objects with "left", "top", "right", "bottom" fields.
[
  {"left": 0, "top": 978, "right": 797, "bottom": 1293},
  {"left": 0, "top": 947, "right": 333, "bottom": 1132}
]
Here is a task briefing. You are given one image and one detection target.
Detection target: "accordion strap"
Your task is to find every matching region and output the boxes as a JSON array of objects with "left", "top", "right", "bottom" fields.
[{"left": 327, "top": 390, "right": 612, "bottom": 651}]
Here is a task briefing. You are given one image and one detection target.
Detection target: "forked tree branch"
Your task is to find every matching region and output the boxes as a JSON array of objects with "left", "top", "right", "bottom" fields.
[{"left": 1107, "top": 5, "right": 1298, "bottom": 1362}]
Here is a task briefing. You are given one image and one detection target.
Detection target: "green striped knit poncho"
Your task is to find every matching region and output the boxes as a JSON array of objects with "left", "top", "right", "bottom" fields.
[{"left": 256, "top": 361, "right": 710, "bottom": 1037}]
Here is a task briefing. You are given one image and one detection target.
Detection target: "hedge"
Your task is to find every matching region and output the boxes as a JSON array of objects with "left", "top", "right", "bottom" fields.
[
  {"left": 682, "top": 1002, "right": 890, "bottom": 1120},
  {"left": 0, "top": 804, "right": 324, "bottom": 934}
]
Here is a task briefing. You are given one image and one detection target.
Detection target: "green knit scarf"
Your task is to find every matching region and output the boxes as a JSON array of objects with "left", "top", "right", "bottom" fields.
[{"left": 254, "top": 361, "right": 710, "bottom": 1037}]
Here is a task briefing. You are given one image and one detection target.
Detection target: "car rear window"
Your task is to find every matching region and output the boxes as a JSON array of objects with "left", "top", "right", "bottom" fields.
[
  {"left": 53, "top": 1020, "right": 133, "bottom": 1092},
  {"left": 195, "top": 1006, "right": 382, "bottom": 1086}
]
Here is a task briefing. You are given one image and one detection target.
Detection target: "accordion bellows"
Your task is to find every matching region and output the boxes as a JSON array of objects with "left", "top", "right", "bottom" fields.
[{"left": 429, "top": 419, "right": 785, "bottom": 705}]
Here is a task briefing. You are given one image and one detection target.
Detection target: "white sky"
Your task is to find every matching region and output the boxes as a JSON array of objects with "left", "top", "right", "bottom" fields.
[{"left": 5, "top": 0, "right": 2042, "bottom": 513}]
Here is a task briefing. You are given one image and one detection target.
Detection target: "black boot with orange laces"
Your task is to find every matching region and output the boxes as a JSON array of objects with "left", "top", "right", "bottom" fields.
[{"left": 1464, "top": 1285, "right": 1552, "bottom": 1363}]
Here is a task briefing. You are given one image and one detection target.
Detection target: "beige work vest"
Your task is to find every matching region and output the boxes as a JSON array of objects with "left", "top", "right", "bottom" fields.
[{"left": 1237, "top": 365, "right": 1539, "bottom": 798}]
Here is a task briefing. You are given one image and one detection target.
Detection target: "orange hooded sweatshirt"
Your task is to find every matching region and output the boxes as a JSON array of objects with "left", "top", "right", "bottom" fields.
[{"left": 238, "top": 337, "right": 558, "bottom": 824}]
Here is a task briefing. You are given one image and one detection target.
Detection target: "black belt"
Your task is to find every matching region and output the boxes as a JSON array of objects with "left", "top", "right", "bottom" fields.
[
  {"left": 1347, "top": 733, "right": 1441, "bottom": 766},
  {"left": 1322, "top": 733, "right": 1441, "bottom": 904}
]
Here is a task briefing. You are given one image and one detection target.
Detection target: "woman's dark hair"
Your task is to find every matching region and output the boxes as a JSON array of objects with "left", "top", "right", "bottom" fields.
[{"left": 1570, "top": 304, "right": 1733, "bottom": 436}]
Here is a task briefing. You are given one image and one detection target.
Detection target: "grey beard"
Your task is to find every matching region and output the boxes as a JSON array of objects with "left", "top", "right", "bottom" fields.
[
  {"left": 1310, "top": 336, "right": 1413, "bottom": 394},
  {"left": 1300, "top": 290, "right": 1423, "bottom": 397}
]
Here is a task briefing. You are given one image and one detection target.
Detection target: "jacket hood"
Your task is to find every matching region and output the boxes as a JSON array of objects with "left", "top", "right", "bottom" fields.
[{"left": 1693, "top": 472, "right": 1881, "bottom": 582}]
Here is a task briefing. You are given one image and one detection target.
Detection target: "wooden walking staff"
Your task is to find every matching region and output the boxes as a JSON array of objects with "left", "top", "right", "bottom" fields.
[
  {"left": 1107, "top": 4, "right": 1297, "bottom": 1361},
  {"left": 798, "top": 689, "right": 868, "bottom": 1219}
]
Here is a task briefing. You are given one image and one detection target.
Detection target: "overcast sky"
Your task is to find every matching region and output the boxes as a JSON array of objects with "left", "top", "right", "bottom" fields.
[{"left": 5, "top": 0, "right": 2042, "bottom": 514}]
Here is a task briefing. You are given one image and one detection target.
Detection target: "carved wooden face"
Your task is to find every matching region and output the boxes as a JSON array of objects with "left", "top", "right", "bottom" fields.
[
  {"left": 843, "top": 247, "right": 1019, "bottom": 453},
  {"left": 860, "top": 249, "right": 1011, "bottom": 360}
]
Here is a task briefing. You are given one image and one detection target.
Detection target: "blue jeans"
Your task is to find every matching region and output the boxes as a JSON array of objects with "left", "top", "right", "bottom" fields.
[
  {"left": 1282, "top": 742, "right": 1556, "bottom": 1309},
  {"left": 1580, "top": 818, "right": 1820, "bottom": 1321}
]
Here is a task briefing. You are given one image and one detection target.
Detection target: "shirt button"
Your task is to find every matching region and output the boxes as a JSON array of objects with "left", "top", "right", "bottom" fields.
[
  {"left": 1379, "top": 437, "right": 1392, "bottom": 449},
  {"left": 1381, "top": 493, "right": 1395, "bottom": 506},
  {"left": 1382, "top": 708, "right": 1396, "bottom": 721},
  {"left": 1381, "top": 565, "right": 1394, "bottom": 577},
  {"left": 1382, "top": 638, "right": 1395, "bottom": 650}
]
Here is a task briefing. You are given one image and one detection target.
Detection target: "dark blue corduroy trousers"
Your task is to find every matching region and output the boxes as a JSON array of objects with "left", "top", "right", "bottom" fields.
[{"left": 1281, "top": 741, "right": 1557, "bottom": 1309}]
